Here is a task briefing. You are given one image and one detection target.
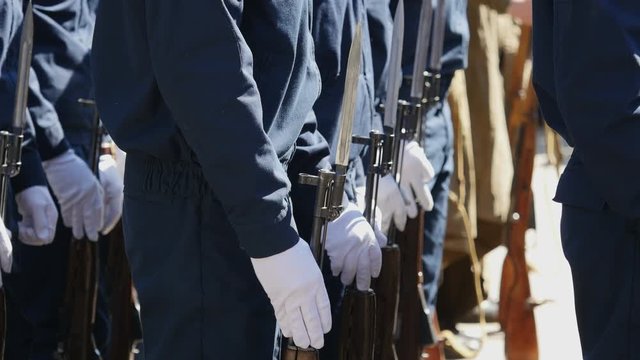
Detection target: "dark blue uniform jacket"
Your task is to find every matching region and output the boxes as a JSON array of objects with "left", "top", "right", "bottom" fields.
[
  {"left": 93, "top": 0, "right": 329, "bottom": 258},
  {"left": 533, "top": 0, "right": 640, "bottom": 218},
  {"left": 29, "top": 0, "right": 99, "bottom": 160}
]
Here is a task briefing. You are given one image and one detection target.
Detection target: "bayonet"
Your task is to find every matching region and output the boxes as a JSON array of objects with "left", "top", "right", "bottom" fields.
[
  {"left": 426, "top": 0, "right": 447, "bottom": 106},
  {"left": 383, "top": 0, "right": 404, "bottom": 130},
  {"left": 335, "top": 23, "right": 362, "bottom": 174},
  {"left": 11, "top": 0, "right": 33, "bottom": 134},
  {"left": 410, "top": 0, "right": 434, "bottom": 103}
]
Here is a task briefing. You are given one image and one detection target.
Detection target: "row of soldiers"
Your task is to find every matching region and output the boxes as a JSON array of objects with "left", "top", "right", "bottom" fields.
[
  {"left": 4, "top": 0, "right": 633, "bottom": 359},
  {"left": 0, "top": 0, "right": 521, "bottom": 358}
]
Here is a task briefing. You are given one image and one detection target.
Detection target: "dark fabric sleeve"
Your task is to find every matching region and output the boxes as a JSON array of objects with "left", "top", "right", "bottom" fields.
[
  {"left": 145, "top": 0, "right": 299, "bottom": 258},
  {"left": 553, "top": 0, "right": 640, "bottom": 217},
  {"left": 27, "top": 68, "right": 70, "bottom": 161}
]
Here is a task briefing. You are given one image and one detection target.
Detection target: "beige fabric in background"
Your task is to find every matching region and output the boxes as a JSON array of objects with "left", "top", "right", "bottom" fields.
[{"left": 466, "top": 0, "right": 514, "bottom": 255}]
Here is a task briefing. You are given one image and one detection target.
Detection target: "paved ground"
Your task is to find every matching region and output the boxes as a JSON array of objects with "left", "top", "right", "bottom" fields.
[{"left": 452, "top": 146, "right": 583, "bottom": 359}]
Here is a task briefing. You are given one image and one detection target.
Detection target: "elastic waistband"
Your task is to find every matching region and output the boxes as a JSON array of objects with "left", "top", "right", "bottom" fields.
[{"left": 124, "top": 153, "right": 210, "bottom": 198}]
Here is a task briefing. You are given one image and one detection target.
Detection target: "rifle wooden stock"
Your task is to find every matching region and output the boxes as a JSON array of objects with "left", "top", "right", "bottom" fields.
[
  {"left": 106, "top": 221, "right": 141, "bottom": 360},
  {"left": 498, "top": 80, "right": 539, "bottom": 360},
  {"left": 396, "top": 210, "right": 432, "bottom": 360},
  {"left": 59, "top": 239, "right": 101, "bottom": 360},
  {"left": 338, "top": 288, "right": 376, "bottom": 359},
  {"left": 373, "top": 245, "right": 400, "bottom": 360}
]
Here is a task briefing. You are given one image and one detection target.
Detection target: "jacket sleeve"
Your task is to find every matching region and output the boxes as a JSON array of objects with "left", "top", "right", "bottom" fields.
[
  {"left": 554, "top": 0, "right": 640, "bottom": 217},
  {"left": 145, "top": 0, "right": 300, "bottom": 258},
  {"left": 367, "top": 0, "right": 393, "bottom": 107},
  {"left": 27, "top": 67, "right": 70, "bottom": 161}
]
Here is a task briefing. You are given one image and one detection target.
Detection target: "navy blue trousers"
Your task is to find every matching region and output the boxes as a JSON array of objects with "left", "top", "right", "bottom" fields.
[
  {"left": 123, "top": 155, "right": 276, "bottom": 360},
  {"left": 420, "top": 99, "right": 454, "bottom": 314},
  {"left": 561, "top": 204, "right": 640, "bottom": 360}
]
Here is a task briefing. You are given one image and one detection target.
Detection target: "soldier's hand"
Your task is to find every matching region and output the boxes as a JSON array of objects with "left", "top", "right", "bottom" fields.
[
  {"left": 43, "top": 150, "right": 104, "bottom": 241},
  {"left": 326, "top": 199, "right": 383, "bottom": 291},
  {"left": 15, "top": 186, "right": 58, "bottom": 245},
  {"left": 377, "top": 174, "right": 417, "bottom": 233},
  {"left": 251, "top": 239, "right": 331, "bottom": 349},
  {"left": 400, "top": 140, "right": 435, "bottom": 211},
  {"left": 0, "top": 215, "right": 12, "bottom": 287},
  {"left": 98, "top": 154, "right": 124, "bottom": 235}
]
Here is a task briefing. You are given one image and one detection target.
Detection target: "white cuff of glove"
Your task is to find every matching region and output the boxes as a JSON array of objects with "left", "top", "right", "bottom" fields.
[
  {"left": 400, "top": 140, "right": 435, "bottom": 211},
  {"left": 15, "top": 186, "right": 58, "bottom": 246},
  {"left": 43, "top": 150, "right": 104, "bottom": 241},
  {"left": 99, "top": 154, "right": 124, "bottom": 235},
  {"left": 251, "top": 239, "right": 331, "bottom": 349},
  {"left": 326, "top": 199, "right": 383, "bottom": 291}
]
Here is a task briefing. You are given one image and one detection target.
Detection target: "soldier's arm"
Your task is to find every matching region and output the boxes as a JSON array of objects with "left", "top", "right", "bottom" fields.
[
  {"left": 555, "top": 0, "right": 640, "bottom": 217},
  {"left": 145, "top": 0, "right": 299, "bottom": 258}
]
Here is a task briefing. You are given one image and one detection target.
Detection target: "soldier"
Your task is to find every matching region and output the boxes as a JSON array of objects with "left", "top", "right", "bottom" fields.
[
  {"left": 0, "top": 1, "right": 74, "bottom": 358},
  {"left": 388, "top": 0, "right": 469, "bottom": 347},
  {"left": 4, "top": 0, "right": 122, "bottom": 357},
  {"left": 290, "top": 0, "right": 392, "bottom": 356},
  {"left": 533, "top": 0, "right": 640, "bottom": 359},
  {"left": 92, "top": 0, "right": 383, "bottom": 359}
]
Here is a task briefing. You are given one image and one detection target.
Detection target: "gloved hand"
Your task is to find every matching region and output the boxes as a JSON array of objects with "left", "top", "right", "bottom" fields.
[
  {"left": 99, "top": 154, "right": 124, "bottom": 235},
  {"left": 354, "top": 186, "right": 387, "bottom": 248},
  {"left": 0, "top": 215, "right": 12, "bottom": 287},
  {"left": 15, "top": 186, "right": 58, "bottom": 246},
  {"left": 377, "top": 174, "right": 417, "bottom": 233},
  {"left": 251, "top": 239, "right": 331, "bottom": 349},
  {"left": 326, "top": 199, "right": 383, "bottom": 291},
  {"left": 43, "top": 150, "right": 104, "bottom": 241},
  {"left": 400, "top": 140, "right": 435, "bottom": 211}
]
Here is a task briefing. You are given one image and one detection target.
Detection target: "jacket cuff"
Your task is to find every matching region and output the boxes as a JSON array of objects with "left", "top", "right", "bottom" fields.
[
  {"left": 37, "top": 136, "right": 71, "bottom": 161},
  {"left": 237, "top": 198, "right": 300, "bottom": 259}
]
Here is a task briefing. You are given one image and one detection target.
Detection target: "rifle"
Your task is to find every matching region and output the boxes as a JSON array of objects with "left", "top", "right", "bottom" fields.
[
  {"left": 106, "top": 220, "right": 142, "bottom": 360},
  {"left": 284, "top": 24, "right": 365, "bottom": 360},
  {"left": 347, "top": 3, "right": 404, "bottom": 360},
  {"left": 498, "top": 24, "right": 539, "bottom": 360},
  {"left": 394, "top": 0, "right": 451, "bottom": 357},
  {"left": 0, "top": 2, "right": 34, "bottom": 358},
  {"left": 56, "top": 99, "right": 102, "bottom": 360}
]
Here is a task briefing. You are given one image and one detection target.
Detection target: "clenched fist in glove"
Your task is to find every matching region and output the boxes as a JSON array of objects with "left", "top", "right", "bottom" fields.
[
  {"left": 251, "top": 239, "right": 332, "bottom": 349},
  {"left": 0, "top": 215, "right": 12, "bottom": 287},
  {"left": 43, "top": 150, "right": 104, "bottom": 241},
  {"left": 15, "top": 186, "right": 58, "bottom": 245},
  {"left": 99, "top": 154, "right": 124, "bottom": 235},
  {"left": 326, "top": 199, "right": 384, "bottom": 291},
  {"left": 400, "top": 140, "right": 435, "bottom": 211}
]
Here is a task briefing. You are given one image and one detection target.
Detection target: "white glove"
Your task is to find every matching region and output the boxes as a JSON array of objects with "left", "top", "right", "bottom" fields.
[
  {"left": 326, "top": 200, "right": 383, "bottom": 291},
  {"left": 400, "top": 140, "right": 435, "bottom": 211},
  {"left": 15, "top": 186, "right": 58, "bottom": 246},
  {"left": 99, "top": 154, "right": 124, "bottom": 235},
  {"left": 251, "top": 239, "right": 331, "bottom": 349},
  {"left": 0, "top": 215, "right": 12, "bottom": 287},
  {"left": 377, "top": 174, "right": 417, "bottom": 233},
  {"left": 355, "top": 186, "right": 387, "bottom": 248},
  {"left": 43, "top": 150, "right": 104, "bottom": 241}
]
